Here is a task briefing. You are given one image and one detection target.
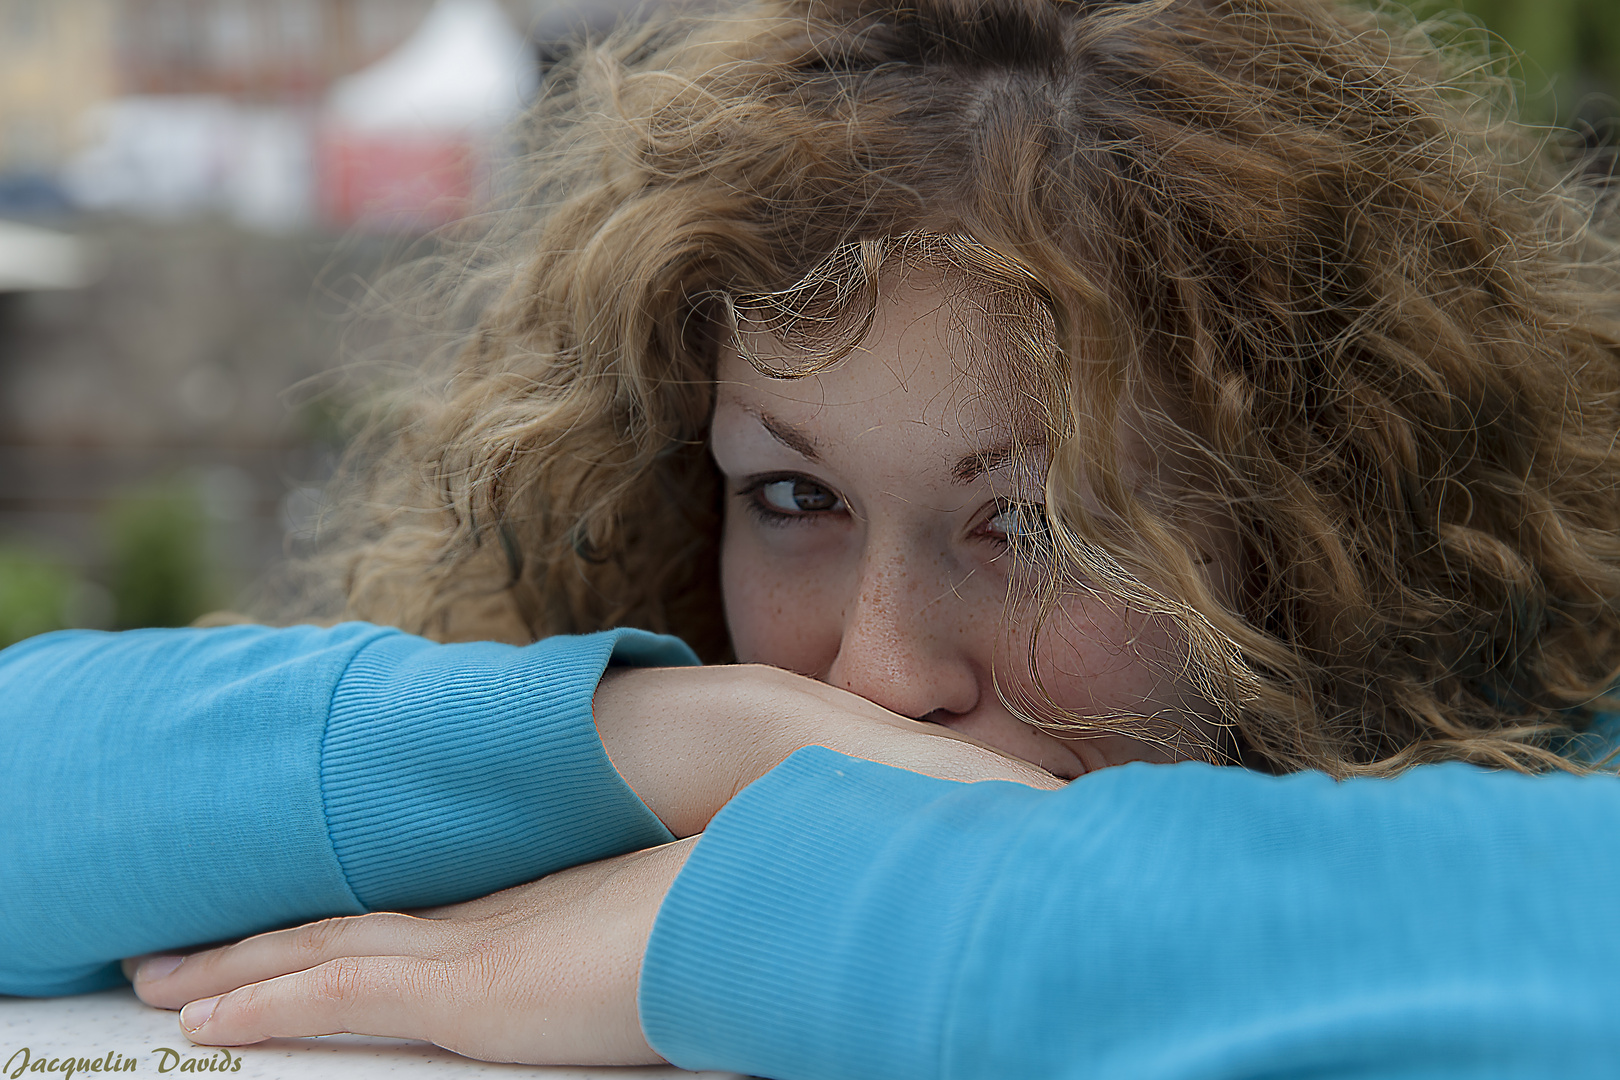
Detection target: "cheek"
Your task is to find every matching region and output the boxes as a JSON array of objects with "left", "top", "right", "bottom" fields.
[
  {"left": 1000, "top": 595, "right": 1201, "bottom": 720},
  {"left": 719, "top": 516, "right": 845, "bottom": 672}
]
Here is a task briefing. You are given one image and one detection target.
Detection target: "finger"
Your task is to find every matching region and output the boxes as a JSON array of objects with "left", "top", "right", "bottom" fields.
[
  {"left": 178, "top": 955, "right": 448, "bottom": 1047},
  {"left": 133, "top": 912, "right": 451, "bottom": 1010},
  {"left": 123, "top": 943, "right": 219, "bottom": 988}
]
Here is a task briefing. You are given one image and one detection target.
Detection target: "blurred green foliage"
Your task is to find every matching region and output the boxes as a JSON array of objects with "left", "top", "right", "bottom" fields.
[
  {"left": 0, "top": 544, "right": 76, "bottom": 649},
  {"left": 1407, "top": 0, "right": 1620, "bottom": 126},
  {"left": 0, "top": 479, "right": 222, "bottom": 649},
  {"left": 106, "top": 482, "right": 218, "bottom": 631}
]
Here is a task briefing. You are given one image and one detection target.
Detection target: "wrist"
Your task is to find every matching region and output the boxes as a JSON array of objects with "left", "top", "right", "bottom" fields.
[
  {"left": 593, "top": 663, "right": 1062, "bottom": 841},
  {"left": 594, "top": 666, "right": 772, "bottom": 838}
]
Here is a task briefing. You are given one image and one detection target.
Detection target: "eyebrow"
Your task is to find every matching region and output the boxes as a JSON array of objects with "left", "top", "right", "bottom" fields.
[
  {"left": 752, "top": 410, "right": 1038, "bottom": 485},
  {"left": 756, "top": 412, "right": 821, "bottom": 461},
  {"left": 951, "top": 441, "right": 1020, "bottom": 484}
]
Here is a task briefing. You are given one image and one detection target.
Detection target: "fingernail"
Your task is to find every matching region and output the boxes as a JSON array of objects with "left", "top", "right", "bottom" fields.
[
  {"left": 180, "top": 996, "right": 219, "bottom": 1031},
  {"left": 138, "top": 956, "right": 184, "bottom": 983}
]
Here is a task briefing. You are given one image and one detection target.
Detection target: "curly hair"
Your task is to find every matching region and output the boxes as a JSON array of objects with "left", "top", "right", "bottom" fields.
[{"left": 283, "top": 0, "right": 1620, "bottom": 777}]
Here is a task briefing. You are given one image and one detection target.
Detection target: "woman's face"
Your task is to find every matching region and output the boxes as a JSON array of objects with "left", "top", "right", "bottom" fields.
[{"left": 710, "top": 273, "right": 1226, "bottom": 779}]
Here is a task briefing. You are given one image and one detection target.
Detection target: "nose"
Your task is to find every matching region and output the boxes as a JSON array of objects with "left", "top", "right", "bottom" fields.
[{"left": 822, "top": 545, "right": 982, "bottom": 721}]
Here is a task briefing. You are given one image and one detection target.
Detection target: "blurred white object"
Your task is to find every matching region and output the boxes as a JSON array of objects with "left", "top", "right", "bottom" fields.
[
  {"left": 327, "top": 0, "right": 537, "bottom": 135},
  {"left": 61, "top": 1, "right": 535, "bottom": 232},
  {"left": 225, "top": 107, "right": 315, "bottom": 232},
  {"left": 66, "top": 96, "right": 235, "bottom": 218},
  {"left": 63, "top": 96, "right": 313, "bottom": 231},
  {"left": 0, "top": 219, "right": 99, "bottom": 292},
  {"left": 320, "top": 0, "right": 536, "bottom": 228}
]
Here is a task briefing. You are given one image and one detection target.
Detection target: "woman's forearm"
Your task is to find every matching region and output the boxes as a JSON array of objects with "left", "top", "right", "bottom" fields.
[
  {"left": 1, "top": 620, "right": 1050, "bottom": 999},
  {"left": 0, "top": 623, "right": 693, "bottom": 996},
  {"left": 644, "top": 749, "right": 1620, "bottom": 1079}
]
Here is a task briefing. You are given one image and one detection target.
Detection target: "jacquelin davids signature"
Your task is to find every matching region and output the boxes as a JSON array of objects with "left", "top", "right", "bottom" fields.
[{"left": 4, "top": 1048, "right": 243, "bottom": 1079}]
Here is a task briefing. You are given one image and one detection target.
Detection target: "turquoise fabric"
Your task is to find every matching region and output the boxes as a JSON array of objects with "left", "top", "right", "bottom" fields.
[
  {"left": 9, "top": 622, "right": 1620, "bottom": 1076},
  {"left": 642, "top": 747, "right": 1620, "bottom": 1078},
  {"left": 0, "top": 623, "right": 693, "bottom": 997}
]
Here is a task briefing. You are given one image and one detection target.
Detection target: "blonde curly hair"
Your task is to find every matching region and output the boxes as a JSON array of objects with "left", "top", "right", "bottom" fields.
[{"left": 283, "top": 0, "right": 1620, "bottom": 777}]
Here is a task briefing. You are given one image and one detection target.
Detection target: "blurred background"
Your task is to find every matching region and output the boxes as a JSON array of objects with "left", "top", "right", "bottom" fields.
[{"left": 0, "top": 0, "right": 1615, "bottom": 646}]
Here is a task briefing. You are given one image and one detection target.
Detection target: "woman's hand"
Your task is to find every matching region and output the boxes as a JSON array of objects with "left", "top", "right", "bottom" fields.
[
  {"left": 125, "top": 666, "right": 1061, "bottom": 1062},
  {"left": 126, "top": 840, "right": 694, "bottom": 1066},
  {"left": 592, "top": 664, "right": 1066, "bottom": 837}
]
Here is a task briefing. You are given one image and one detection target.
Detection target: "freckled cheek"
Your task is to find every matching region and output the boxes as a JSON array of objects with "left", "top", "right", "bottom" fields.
[
  {"left": 996, "top": 597, "right": 1189, "bottom": 718},
  {"left": 719, "top": 526, "right": 848, "bottom": 673}
]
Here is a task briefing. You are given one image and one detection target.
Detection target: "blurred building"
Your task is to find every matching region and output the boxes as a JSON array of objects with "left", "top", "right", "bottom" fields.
[
  {"left": 0, "top": 0, "right": 116, "bottom": 213},
  {"left": 0, "top": 0, "right": 543, "bottom": 227},
  {"left": 114, "top": 0, "right": 436, "bottom": 101},
  {"left": 0, "top": 221, "right": 375, "bottom": 616},
  {"left": 0, "top": 0, "right": 607, "bottom": 636},
  {"left": 320, "top": 0, "right": 535, "bottom": 228}
]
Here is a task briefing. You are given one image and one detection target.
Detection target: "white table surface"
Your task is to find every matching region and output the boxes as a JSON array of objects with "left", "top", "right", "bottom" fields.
[{"left": 1, "top": 989, "right": 748, "bottom": 1080}]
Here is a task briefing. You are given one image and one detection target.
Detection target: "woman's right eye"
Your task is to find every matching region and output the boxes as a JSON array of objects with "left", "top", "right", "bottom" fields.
[{"left": 748, "top": 476, "right": 844, "bottom": 519}]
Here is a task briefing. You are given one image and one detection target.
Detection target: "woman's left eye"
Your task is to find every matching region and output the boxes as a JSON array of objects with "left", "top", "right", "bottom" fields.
[
  {"left": 746, "top": 476, "right": 845, "bottom": 520},
  {"left": 984, "top": 502, "right": 1051, "bottom": 546}
]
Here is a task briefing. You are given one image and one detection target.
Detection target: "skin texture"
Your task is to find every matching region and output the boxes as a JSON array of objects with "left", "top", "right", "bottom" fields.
[
  {"left": 713, "top": 272, "right": 1227, "bottom": 778},
  {"left": 129, "top": 843, "right": 697, "bottom": 1066},
  {"left": 128, "top": 274, "right": 1225, "bottom": 1064}
]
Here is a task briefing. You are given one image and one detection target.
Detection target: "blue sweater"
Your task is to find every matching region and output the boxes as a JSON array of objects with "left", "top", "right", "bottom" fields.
[{"left": 5, "top": 624, "right": 1620, "bottom": 1078}]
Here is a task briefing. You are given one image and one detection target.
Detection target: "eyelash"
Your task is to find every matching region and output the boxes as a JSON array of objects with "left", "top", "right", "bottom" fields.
[
  {"left": 735, "top": 474, "right": 847, "bottom": 526},
  {"left": 983, "top": 502, "right": 1053, "bottom": 557}
]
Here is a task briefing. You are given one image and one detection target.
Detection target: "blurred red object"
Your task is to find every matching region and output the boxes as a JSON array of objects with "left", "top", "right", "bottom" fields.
[
  {"left": 317, "top": 128, "right": 476, "bottom": 229},
  {"left": 315, "top": 0, "right": 532, "bottom": 230}
]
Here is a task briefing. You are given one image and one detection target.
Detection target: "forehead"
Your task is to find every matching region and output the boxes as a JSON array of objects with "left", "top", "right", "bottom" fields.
[{"left": 717, "top": 269, "right": 1048, "bottom": 443}]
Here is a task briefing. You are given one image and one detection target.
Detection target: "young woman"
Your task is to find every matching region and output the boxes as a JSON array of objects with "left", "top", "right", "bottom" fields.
[{"left": 6, "top": 0, "right": 1620, "bottom": 1074}]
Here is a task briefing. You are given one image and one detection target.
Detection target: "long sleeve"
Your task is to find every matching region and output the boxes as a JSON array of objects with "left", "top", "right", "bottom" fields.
[
  {"left": 1, "top": 622, "right": 697, "bottom": 998},
  {"left": 641, "top": 747, "right": 1620, "bottom": 1079}
]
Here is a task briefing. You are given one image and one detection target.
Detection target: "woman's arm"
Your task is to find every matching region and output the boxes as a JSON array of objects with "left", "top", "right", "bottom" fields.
[
  {"left": 591, "top": 664, "right": 1062, "bottom": 837},
  {"left": 143, "top": 749, "right": 1620, "bottom": 1077},
  {"left": 2, "top": 624, "right": 1054, "bottom": 998},
  {"left": 644, "top": 750, "right": 1620, "bottom": 1078},
  {"left": 0, "top": 623, "right": 691, "bottom": 996}
]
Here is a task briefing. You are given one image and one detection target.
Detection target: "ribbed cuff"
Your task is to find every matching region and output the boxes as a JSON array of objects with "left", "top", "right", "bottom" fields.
[
  {"left": 642, "top": 752, "right": 1620, "bottom": 1080},
  {"left": 322, "top": 628, "right": 697, "bottom": 910},
  {"left": 639, "top": 747, "right": 1034, "bottom": 1080}
]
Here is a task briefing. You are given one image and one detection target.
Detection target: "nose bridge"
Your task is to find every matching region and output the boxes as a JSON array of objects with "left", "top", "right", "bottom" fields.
[
  {"left": 827, "top": 523, "right": 980, "bottom": 718},
  {"left": 853, "top": 516, "right": 941, "bottom": 635}
]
